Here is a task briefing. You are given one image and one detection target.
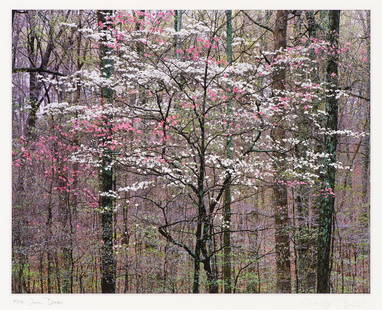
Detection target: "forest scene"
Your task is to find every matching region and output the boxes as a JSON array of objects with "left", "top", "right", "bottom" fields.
[{"left": 11, "top": 9, "right": 370, "bottom": 294}]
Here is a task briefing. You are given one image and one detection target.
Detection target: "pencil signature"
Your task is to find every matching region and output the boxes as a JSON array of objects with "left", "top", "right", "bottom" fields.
[{"left": 13, "top": 297, "right": 63, "bottom": 306}]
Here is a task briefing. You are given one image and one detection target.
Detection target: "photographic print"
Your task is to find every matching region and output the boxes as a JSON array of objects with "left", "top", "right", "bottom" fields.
[{"left": 11, "top": 9, "right": 370, "bottom": 294}]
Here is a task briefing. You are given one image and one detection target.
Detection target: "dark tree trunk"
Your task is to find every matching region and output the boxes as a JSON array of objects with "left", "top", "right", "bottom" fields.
[
  {"left": 56, "top": 156, "right": 74, "bottom": 293},
  {"left": 316, "top": 10, "right": 340, "bottom": 293},
  {"left": 122, "top": 204, "right": 130, "bottom": 293},
  {"left": 203, "top": 257, "right": 219, "bottom": 293},
  {"left": 97, "top": 10, "right": 116, "bottom": 294},
  {"left": 46, "top": 202, "right": 53, "bottom": 293},
  {"left": 39, "top": 253, "right": 44, "bottom": 293},
  {"left": 192, "top": 222, "right": 202, "bottom": 293},
  {"left": 362, "top": 11, "right": 370, "bottom": 206},
  {"left": 26, "top": 20, "right": 39, "bottom": 139},
  {"left": 201, "top": 215, "right": 218, "bottom": 293},
  {"left": 272, "top": 10, "right": 292, "bottom": 293},
  {"left": 222, "top": 9, "right": 233, "bottom": 294}
]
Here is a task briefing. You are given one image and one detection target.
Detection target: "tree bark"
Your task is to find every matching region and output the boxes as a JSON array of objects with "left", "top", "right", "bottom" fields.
[
  {"left": 122, "top": 203, "right": 130, "bottom": 293},
  {"left": 222, "top": 9, "right": 233, "bottom": 294},
  {"left": 272, "top": 10, "right": 292, "bottom": 293},
  {"left": 26, "top": 14, "right": 39, "bottom": 139},
  {"left": 316, "top": 10, "right": 340, "bottom": 293},
  {"left": 97, "top": 10, "right": 116, "bottom": 294}
]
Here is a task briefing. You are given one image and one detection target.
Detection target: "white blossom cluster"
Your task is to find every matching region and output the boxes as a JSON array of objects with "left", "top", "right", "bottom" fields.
[{"left": 38, "top": 15, "right": 365, "bottom": 207}]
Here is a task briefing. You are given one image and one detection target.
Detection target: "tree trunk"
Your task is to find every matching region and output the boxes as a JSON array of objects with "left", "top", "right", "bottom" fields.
[
  {"left": 316, "top": 10, "right": 340, "bottom": 293},
  {"left": 56, "top": 157, "right": 74, "bottom": 293},
  {"left": 222, "top": 9, "right": 233, "bottom": 294},
  {"left": 202, "top": 215, "right": 218, "bottom": 293},
  {"left": 122, "top": 203, "right": 130, "bottom": 293},
  {"left": 362, "top": 11, "right": 370, "bottom": 206},
  {"left": 272, "top": 10, "right": 292, "bottom": 293},
  {"left": 203, "top": 256, "right": 219, "bottom": 293},
  {"left": 97, "top": 10, "right": 116, "bottom": 293},
  {"left": 295, "top": 193, "right": 315, "bottom": 292},
  {"left": 39, "top": 253, "right": 44, "bottom": 293},
  {"left": 193, "top": 221, "right": 202, "bottom": 293},
  {"left": 46, "top": 202, "right": 53, "bottom": 293},
  {"left": 25, "top": 11, "right": 39, "bottom": 138}
]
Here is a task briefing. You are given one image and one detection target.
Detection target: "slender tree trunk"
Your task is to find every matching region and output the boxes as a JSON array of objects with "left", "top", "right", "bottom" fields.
[
  {"left": 122, "top": 203, "right": 130, "bottom": 293},
  {"left": 272, "top": 10, "right": 292, "bottom": 293},
  {"left": 192, "top": 222, "right": 202, "bottom": 293},
  {"left": 361, "top": 10, "right": 370, "bottom": 293},
  {"left": 291, "top": 192, "right": 299, "bottom": 293},
  {"left": 362, "top": 11, "right": 370, "bottom": 206},
  {"left": 97, "top": 10, "right": 116, "bottom": 293},
  {"left": 53, "top": 251, "right": 62, "bottom": 293},
  {"left": 202, "top": 217, "right": 218, "bottom": 293},
  {"left": 57, "top": 159, "right": 74, "bottom": 293},
  {"left": 39, "top": 253, "right": 44, "bottom": 293},
  {"left": 193, "top": 87, "right": 207, "bottom": 293},
  {"left": 295, "top": 193, "right": 315, "bottom": 292},
  {"left": 27, "top": 70, "right": 39, "bottom": 138},
  {"left": 222, "top": 9, "right": 233, "bottom": 294},
  {"left": 316, "top": 10, "right": 340, "bottom": 293},
  {"left": 59, "top": 22, "right": 82, "bottom": 292},
  {"left": 46, "top": 204, "right": 53, "bottom": 293},
  {"left": 26, "top": 12, "right": 39, "bottom": 138}
]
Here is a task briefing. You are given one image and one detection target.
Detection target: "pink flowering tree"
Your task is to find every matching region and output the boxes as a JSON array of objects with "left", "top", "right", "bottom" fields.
[{"left": 35, "top": 10, "right": 362, "bottom": 293}]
